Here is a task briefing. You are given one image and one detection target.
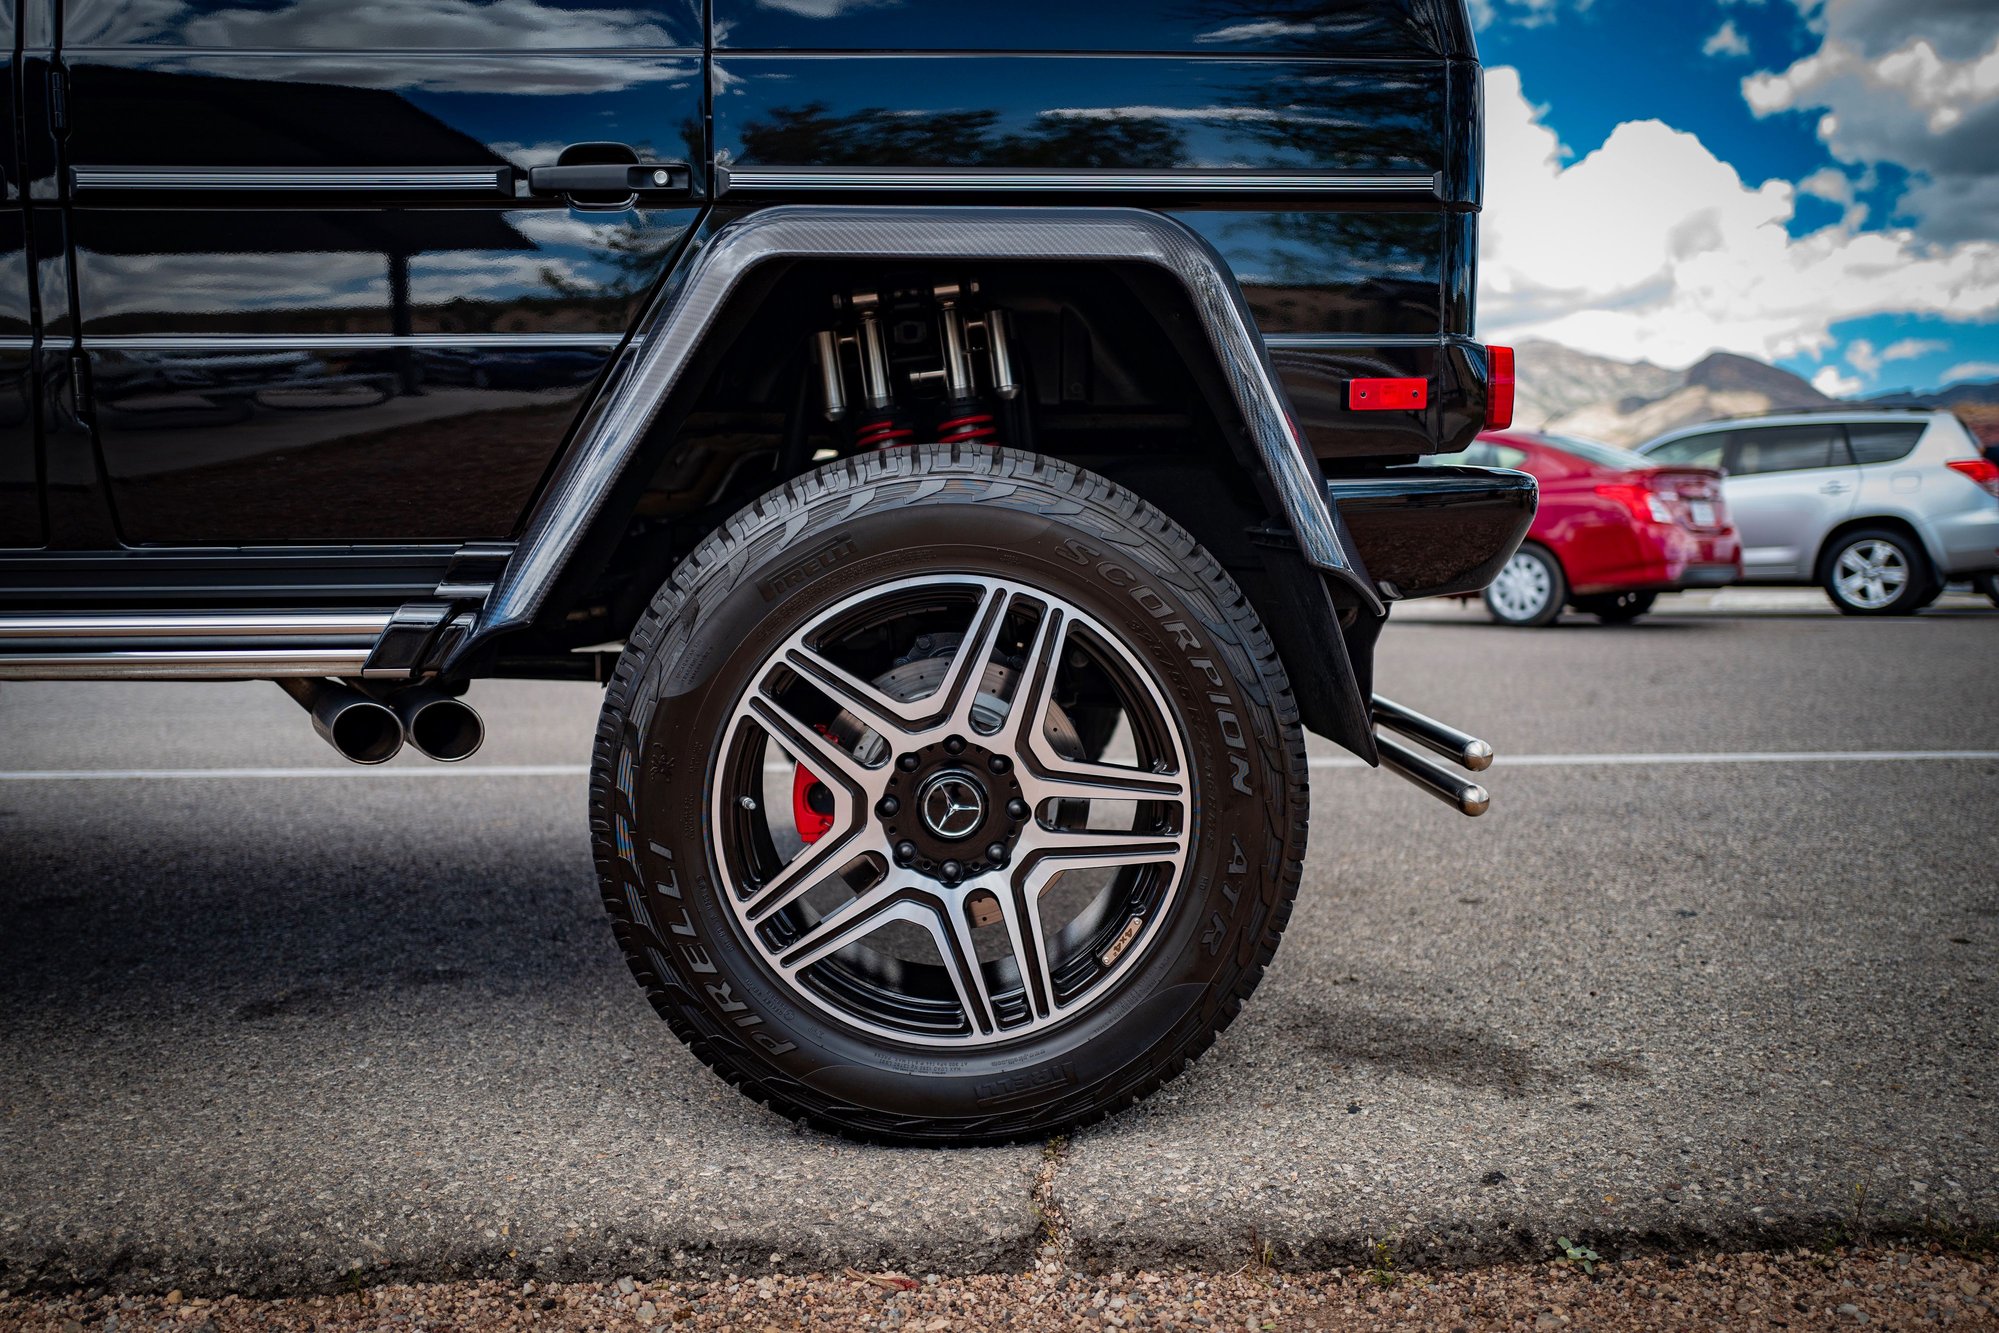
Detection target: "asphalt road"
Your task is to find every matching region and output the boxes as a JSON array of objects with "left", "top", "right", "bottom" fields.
[{"left": 2, "top": 593, "right": 1994, "bottom": 1292}]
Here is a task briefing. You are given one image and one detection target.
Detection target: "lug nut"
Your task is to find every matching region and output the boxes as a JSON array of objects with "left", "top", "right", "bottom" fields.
[
  {"left": 898, "top": 753, "right": 920, "bottom": 772},
  {"left": 944, "top": 735, "right": 966, "bottom": 754},
  {"left": 940, "top": 860, "right": 962, "bottom": 882},
  {"left": 876, "top": 795, "right": 900, "bottom": 818},
  {"left": 1006, "top": 798, "right": 1029, "bottom": 820},
  {"left": 986, "top": 842, "right": 1007, "bottom": 864},
  {"left": 987, "top": 754, "right": 1011, "bottom": 774},
  {"left": 895, "top": 841, "right": 917, "bottom": 863}
]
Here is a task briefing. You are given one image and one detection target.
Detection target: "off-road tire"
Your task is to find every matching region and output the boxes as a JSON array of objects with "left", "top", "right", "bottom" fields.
[{"left": 588, "top": 444, "right": 1308, "bottom": 1144}]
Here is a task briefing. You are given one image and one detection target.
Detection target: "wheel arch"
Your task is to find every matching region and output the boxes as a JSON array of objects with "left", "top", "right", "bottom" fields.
[{"left": 445, "top": 206, "right": 1388, "bottom": 758}]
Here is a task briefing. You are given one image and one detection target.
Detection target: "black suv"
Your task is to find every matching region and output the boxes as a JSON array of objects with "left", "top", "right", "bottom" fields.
[{"left": 1, "top": 0, "right": 1531, "bottom": 1141}]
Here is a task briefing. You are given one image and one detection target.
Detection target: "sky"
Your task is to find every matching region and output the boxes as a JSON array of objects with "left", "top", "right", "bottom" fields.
[{"left": 1471, "top": 0, "right": 1999, "bottom": 396}]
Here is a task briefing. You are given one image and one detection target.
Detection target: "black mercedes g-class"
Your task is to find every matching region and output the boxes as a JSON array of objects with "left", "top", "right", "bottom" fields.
[{"left": 1, "top": 0, "right": 1531, "bottom": 1141}]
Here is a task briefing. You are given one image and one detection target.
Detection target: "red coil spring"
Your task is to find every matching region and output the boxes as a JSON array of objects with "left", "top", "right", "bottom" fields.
[
  {"left": 936, "top": 413, "right": 999, "bottom": 444},
  {"left": 855, "top": 419, "right": 916, "bottom": 450}
]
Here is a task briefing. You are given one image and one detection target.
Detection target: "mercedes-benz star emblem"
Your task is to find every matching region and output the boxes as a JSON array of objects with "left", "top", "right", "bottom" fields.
[{"left": 918, "top": 772, "right": 986, "bottom": 841}]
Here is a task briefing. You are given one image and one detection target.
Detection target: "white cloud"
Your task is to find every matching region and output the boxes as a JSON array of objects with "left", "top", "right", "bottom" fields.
[
  {"left": 1813, "top": 365, "right": 1865, "bottom": 395},
  {"left": 1880, "top": 336, "right": 1948, "bottom": 361},
  {"left": 1468, "top": 0, "right": 1588, "bottom": 30},
  {"left": 1845, "top": 338, "right": 1881, "bottom": 374},
  {"left": 1477, "top": 66, "right": 1999, "bottom": 368},
  {"left": 1744, "top": 0, "right": 1999, "bottom": 240},
  {"left": 1943, "top": 360, "right": 1999, "bottom": 382},
  {"left": 1704, "top": 21, "right": 1751, "bottom": 58}
]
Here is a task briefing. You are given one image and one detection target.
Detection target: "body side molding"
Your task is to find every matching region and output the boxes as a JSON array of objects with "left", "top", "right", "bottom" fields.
[{"left": 472, "top": 204, "right": 1380, "bottom": 659}]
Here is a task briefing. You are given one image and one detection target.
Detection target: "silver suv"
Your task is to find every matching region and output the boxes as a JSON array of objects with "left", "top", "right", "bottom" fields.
[{"left": 1636, "top": 410, "right": 1999, "bottom": 615}]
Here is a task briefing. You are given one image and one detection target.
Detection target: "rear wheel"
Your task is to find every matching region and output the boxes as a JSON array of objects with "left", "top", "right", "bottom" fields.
[
  {"left": 1484, "top": 544, "right": 1566, "bottom": 627},
  {"left": 1572, "top": 590, "right": 1657, "bottom": 624},
  {"left": 1975, "top": 570, "right": 1999, "bottom": 609},
  {"left": 1821, "top": 529, "right": 1936, "bottom": 616},
  {"left": 590, "top": 445, "right": 1307, "bottom": 1144}
]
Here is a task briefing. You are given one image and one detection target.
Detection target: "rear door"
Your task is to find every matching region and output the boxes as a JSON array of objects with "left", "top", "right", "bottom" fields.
[
  {"left": 1, "top": 0, "right": 41, "bottom": 546},
  {"left": 1720, "top": 423, "right": 1861, "bottom": 579},
  {"left": 56, "top": 0, "right": 706, "bottom": 546}
]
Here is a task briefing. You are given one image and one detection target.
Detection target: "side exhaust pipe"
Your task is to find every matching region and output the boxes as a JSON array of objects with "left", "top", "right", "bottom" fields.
[
  {"left": 1371, "top": 695, "right": 1492, "bottom": 817},
  {"left": 276, "top": 677, "right": 404, "bottom": 765},
  {"left": 392, "top": 686, "right": 485, "bottom": 763}
]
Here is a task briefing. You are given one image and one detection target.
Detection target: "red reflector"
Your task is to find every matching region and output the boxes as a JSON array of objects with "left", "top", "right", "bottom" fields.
[
  {"left": 1485, "top": 345, "right": 1515, "bottom": 430},
  {"left": 1348, "top": 377, "right": 1428, "bottom": 411}
]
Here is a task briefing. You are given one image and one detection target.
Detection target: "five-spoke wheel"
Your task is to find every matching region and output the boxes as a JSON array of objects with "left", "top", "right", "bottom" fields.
[{"left": 590, "top": 445, "right": 1308, "bottom": 1143}]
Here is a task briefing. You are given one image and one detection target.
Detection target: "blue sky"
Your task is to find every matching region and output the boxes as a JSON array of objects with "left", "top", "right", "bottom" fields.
[{"left": 1472, "top": 0, "right": 1999, "bottom": 396}]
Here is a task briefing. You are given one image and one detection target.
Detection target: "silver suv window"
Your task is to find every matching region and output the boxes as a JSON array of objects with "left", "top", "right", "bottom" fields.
[
  {"left": 1845, "top": 421, "right": 1925, "bottom": 465},
  {"left": 1731, "top": 423, "right": 1844, "bottom": 475}
]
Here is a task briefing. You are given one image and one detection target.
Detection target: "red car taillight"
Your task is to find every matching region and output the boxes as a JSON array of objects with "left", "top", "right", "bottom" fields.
[
  {"left": 1594, "top": 482, "right": 1676, "bottom": 526},
  {"left": 1484, "top": 345, "right": 1515, "bottom": 430},
  {"left": 1945, "top": 457, "right": 1999, "bottom": 499}
]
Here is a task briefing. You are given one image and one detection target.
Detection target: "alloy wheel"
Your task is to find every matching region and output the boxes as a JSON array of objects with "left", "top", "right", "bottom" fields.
[
  {"left": 709, "top": 575, "right": 1192, "bottom": 1048},
  {"left": 1489, "top": 551, "right": 1554, "bottom": 622},
  {"left": 1833, "top": 539, "right": 1909, "bottom": 610}
]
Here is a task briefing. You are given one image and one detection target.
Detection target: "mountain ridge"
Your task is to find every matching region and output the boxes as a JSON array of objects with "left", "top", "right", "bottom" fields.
[{"left": 1505, "top": 340, "right": 1994, "bottom": 447}]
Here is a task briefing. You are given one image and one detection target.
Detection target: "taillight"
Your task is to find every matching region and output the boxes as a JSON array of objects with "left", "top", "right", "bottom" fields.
[
  {"left": 1595, "top": 483, "right": 1675, "bottom": 525},
  {"left": 1484, "top": 345, "right": 1515, "bottom": 430},
  {"left": 1945, "top": 457, "right": 1999, "bottom": 499}
]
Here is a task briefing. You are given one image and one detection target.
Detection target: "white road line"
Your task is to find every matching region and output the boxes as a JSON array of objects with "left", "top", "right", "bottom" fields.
[
  {"left": 0, "top": 750, "right": 1994, "bottom": 781},
  {"left": 0, "top": 764, "right": 592, "bottom": 781}
]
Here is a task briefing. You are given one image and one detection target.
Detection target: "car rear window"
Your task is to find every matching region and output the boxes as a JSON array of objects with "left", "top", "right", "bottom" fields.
[
  {"left": 1645, "top": 432, "right": 1727, "bottom": 467},
  {"left": 1846, "top": 422, "right": 1925, "bottom": 465},
  {"left": 1544, "top": 434, "right": 1655, "bottom": 470}
]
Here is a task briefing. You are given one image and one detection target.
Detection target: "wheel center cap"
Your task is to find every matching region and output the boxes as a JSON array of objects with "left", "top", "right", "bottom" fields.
[{"left": 917, "top": 771, "right": 987, "bottom": 841}]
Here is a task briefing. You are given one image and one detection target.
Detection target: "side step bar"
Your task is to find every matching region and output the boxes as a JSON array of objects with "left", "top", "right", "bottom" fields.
[
  {"left": 1371, "top": 694, "right": 1492, "bottom": 817},
  {"left": 0, "top": 611, "right": 393, "bottom": 680}
]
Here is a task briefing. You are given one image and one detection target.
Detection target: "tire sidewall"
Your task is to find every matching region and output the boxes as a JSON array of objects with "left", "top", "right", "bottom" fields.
[{"left": 597, "top": 451, "right": 1300, "bottom": 1135}]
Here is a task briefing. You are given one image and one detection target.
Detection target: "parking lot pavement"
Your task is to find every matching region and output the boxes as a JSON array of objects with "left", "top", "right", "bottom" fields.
[{"left": 1, "top": 610, "right": 1994, "bottom": 1290}]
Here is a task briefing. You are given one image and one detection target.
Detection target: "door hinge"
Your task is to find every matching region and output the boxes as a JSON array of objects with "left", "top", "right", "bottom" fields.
[
  {"left": 68, "top": 353, "right": 92, "bottom": 423},
  {"left": 45, "top": 68, "right": 67, "bottom": 134}
]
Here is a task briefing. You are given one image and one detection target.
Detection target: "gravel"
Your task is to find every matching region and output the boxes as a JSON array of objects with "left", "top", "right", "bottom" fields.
[{"left": 0, "top": 1246, "right": 1991, "bottom": 1331}]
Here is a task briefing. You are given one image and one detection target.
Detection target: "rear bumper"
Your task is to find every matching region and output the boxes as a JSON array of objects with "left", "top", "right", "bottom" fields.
[
  {"left": 1671, "top": 561, "right": 1739, "bottom": 589},
  {"left": 1326, "top": 465, "right": 1537, "bottom": 601},
  {"left": 1927, "top": 504, "right": 1999, "bottom": 576},
  {"left": 1568, "top": 524, "right": 1741, "bottom": 596}
]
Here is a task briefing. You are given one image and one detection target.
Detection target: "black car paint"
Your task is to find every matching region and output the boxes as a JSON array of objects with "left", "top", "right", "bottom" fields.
[{"left": 0, "top": 0, "right": 1511, "bottom": 756}]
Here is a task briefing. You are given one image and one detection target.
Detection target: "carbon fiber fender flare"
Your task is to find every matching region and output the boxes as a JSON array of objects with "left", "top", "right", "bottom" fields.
[{"left": 456, "top": 204, "right": 1383, "bottom": 668}]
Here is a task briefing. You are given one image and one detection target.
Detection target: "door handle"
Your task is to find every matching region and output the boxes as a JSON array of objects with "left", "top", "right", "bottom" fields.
[
  {"left": 1820, "top": 481, "right": 1850, "bottom": 494},
  {"left": 526, "top": 161, "right": 690, "bottom": 197}
]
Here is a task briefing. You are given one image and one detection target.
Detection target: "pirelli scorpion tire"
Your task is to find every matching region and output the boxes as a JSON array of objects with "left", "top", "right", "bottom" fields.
[{"left": 589, "top": 444, "right": 1308, "bottom": 1144}]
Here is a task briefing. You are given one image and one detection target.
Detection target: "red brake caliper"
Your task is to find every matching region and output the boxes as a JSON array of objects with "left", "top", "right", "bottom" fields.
[{"left": 791, "top": 726, "right": 838, "bottom": 843}]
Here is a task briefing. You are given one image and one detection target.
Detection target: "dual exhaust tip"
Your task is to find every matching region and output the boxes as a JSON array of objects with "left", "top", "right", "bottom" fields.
[
  {"left": 277, "top": 678, "right": 484, "bottom": 765},
  {"left": 1371, "top": 695, "right": 1493, "bottom": 817}
]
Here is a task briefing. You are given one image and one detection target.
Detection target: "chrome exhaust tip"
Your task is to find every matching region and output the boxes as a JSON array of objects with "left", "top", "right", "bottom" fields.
[
  {"left": 276, "top": 677, "right": 404, "bottom": 765},
  {"left": 1370, "top": 694, "right": 1493, "bottom": 816},
  {"left": 394, "top": 687, "right": 485, "bottom": 763},
  {"left": 1371, "top": 695, "right": 1493, "bottom": 772}
]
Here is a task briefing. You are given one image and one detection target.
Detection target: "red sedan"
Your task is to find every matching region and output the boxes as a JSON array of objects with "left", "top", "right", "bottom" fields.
[{"left": 1445, "top": 430, "right": 1742, "bottom": 626}]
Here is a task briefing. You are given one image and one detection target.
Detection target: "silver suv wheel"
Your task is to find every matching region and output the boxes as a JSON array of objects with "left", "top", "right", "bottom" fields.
[{"left": 1821, "top": 527, "right": 1936, "bottom": 616}]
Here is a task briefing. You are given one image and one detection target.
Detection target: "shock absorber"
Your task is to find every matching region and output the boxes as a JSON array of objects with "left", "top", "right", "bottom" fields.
[
  {"left": 932, "top": 284, "right": 1000, "bottom": 445},
  {"left": 847, "top": 291, "right": 914, "bottom": 449}
]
